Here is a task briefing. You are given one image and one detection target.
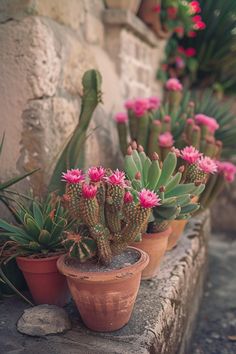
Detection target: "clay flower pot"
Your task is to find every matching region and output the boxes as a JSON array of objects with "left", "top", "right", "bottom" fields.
[
  {"left": 138, "top": 0, "right": 171, "bottom": 39},
  {"left": 105, "top": 0, "right": 141, "bottom": 14},
  {"left": 131, "top": 227, "right": 172, "bottom": 280},
  {"left": 57, "top": 247, "right": 149, "bottom": 332},
  {"left": 16, "top": 254, "right": 70, "bottom": 306},
  {"left": 167, "top": 220, "right": 188, "bottom": 251}
]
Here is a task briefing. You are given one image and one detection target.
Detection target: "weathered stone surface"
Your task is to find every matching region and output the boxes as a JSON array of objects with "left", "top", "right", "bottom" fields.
[
  {"left": 0, "top": 211, "right": 209, "bottom": 353},
  {"left": 17, "top": 304, "right": 71, "bottom": 336}
]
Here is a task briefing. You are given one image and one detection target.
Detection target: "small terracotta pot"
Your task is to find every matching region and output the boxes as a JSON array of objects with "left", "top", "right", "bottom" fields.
[
  {"left": 16, "top": 254, "right": 69, "bottom": 306},
  {"left": 131, "top": 227, "right": 171, "bottom": 280},
  {"left": 57, "top": 247, "right": 149, "bottom": 332},
  {"left": 167, "top": 220, "right": 188, "bottom": 251}
]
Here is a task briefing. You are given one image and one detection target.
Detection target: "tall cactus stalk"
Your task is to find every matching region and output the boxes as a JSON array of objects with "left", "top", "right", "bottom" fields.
[{"left": 48, "top": 70, "right": 102, "bottom": 194}]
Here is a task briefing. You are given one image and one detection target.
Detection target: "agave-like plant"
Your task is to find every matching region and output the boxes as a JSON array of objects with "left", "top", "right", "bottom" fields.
[{"left": 0, "top": 194, "right": 71, "bottom": 257}]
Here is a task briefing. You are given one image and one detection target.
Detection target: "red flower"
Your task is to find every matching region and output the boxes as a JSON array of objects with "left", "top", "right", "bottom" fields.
[
  {"left": 152, "top": 4, "right": 161, "bottom": 13},
  {"left": 189, "top": 1, "right": 201, "bottom": 14},
  {"left": 194, "top": 21, "right": 206, "bottom": 30},
  {"left": 167, "top": 6, "right": 178, "bottom": 20},
  {"left": 185, "top": 48, "right": 196, "bottom": 57},
  {"left": 188, "top": 31, "right": 197, "bottom": 38},
  {"left": 192, "top": 15, "right": 202, "bottom": 23}
]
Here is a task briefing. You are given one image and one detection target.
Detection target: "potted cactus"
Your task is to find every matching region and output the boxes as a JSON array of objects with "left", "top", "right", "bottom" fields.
[
  {"left": 0, "top": 194, "right": 71, "bottom": 306},
  {"left": 124, "top": 144, "right": 205, "bottom": 278},
  {"left": 56, "top": 167, "right": 157, "bottom": 332}
]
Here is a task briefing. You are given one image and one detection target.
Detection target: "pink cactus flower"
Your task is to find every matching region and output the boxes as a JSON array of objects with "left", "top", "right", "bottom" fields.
[
  {"left": 175, "top": 56, "right": 185, "bottom": 69},
  {"left": 132, "top": 98, "right": 149, "bottom": 117},
  {"left": 216, "top": 161, "right": 236, "bottom": 183},
  {"left": 195, "top": 114, "right": 219, "bottom": 133},
  {"left": 189, "top": 1, "right": 201, "bottom": 14},
  {"left": 138, "top": 189, "right": 161, "bottom": 209},
  {"left": 152, "top": 4, "right": 161, "bottom": 13},
  {"left": 82, "top": 183, "right": 98, "bottom": 199},
  {"left": 167, "top": 6, "right": 178, "bottom": 20},
  {"left": 61, "top": 169, "right": 85, "bottom": 184},
  {"left": 105, "top": 169, "right": 126, "bottom": 187},
  {"left": 185, "top": 48, "right": 196, "bottom": 57},
  {"left": 88, "top": 166, "right": 105, "bottom": 182},
  {"left": 171, "top": 147, "right": 181, "bottom": 157},
  {"left": 194, "top": 20, "right": 206, "bottom": 30},
  {"left": 148, "top": 96, "right": 161, "bottom": 110},
  {"left": 114, "top": 112, "right": 128, "bottom": 123},
  {"left": 124, "top": 99, "right": 134, "bottom": 110},
  {"left": 188, "top": 31, "right": 197, "bottom": 38},
  {"left": 124, "top": 191, "right": 134, "bottom": 203},
  {"left": 165, "top": 78, "right": 183, "bottom": 91},
  {"left": 164, "top": 115, "right": 171, "bottom": 123},
  {"left": 197, "top": 157, "right": 218, "bottom": 174},
  {"left": 186, "top": 118, "right": 194, "bottom": 125},
  {"left": 180, "top": 146, "right": 202, "bottom": 164},
  {"left": 158, "top": 132, "right": 174, "bottom": 148}
]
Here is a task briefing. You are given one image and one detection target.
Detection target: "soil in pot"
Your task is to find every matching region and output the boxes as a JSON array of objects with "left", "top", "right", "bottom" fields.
[
  {"left": 57, "top": 247, "right": 149, "bottom": 332},
  {"left": 131, "top": 227, "right": 172, "bottom": 280},
  {"left": 167, "top": 219, "right": 188, "bottom": 251},
  {"left": 17, "top": 254, "right": 70, "bottom": 306}
]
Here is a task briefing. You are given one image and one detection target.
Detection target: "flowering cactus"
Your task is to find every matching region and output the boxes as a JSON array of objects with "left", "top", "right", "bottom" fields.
[
  {"left": 61, "top": 167, "right": 159, "bottom": 264},
  {"left": 124, "top": 145, "right": 205, "bottom": 233}
]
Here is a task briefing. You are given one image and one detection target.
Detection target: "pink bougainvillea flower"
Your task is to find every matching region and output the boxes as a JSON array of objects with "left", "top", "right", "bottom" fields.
[
  {"left": 189, "top": 1, "right": 201, "bottom": 14},
  {"left": 158, "top": 132, "right": 174, "bottom": 148},
  {"left": 175, "top": 56, "right": 185, "bottom": 69},
  {"left": 82, "top": 183, "right": 97, "bottom": 199},
  {"left": 132, "top": 98, "right": 149, "bottom": 117},
  {"left": 124, "top": 191, "right": 134, "bottom": 203},
  {"left": 138, "top": 189, "right": 161, "bottom": 209},
  {"left": 124, "top": 99, "right": 134, "bottom": 110},
  {"left": 88, "top": 166, "right": 105, "bottom": 182},
  {"left": 167, "top": 6, "right": 178, "bottom": 20},
  {"left": 114, "top": 112, "right": 128, "bottom": 123},
  {"left": 148, "top": 96, "right": 161, "bottom": 110},
  {"left": 61, "top": 169, "right": 85, "bottom": 184},
  {"left": 180, "top": 146, "right": 202, "bottom": 164},
  {"left": 105, "top": 169, "right": 126, "bottom": 187},
  {"left": 197, "top": 157, "right": 218, "bottom": 174},
  {"left": 195, "top": 114, "right": 219, "bottom": 133},
  {"left": 165, "top": 78, "right": 183, "bottom": 91},
  {"left": 185, "top": 47, "right": 196, "bottom": 57},
  {"left": 152, "top": 4, "right": 161, "bottom": 13},
  {"left": 192, "top": 15, "right": 202, "bottom": 23},
  {"left": 216, "top": 161, "right": 236, "bottom": 183}
]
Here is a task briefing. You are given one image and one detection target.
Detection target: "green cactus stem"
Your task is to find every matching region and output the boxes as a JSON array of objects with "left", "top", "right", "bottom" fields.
[
  {"left": 128, "top": 110, "right": 138, "bottom": 141},
  {"left": 117, "top": 122, "right": 128, "bottom": 156},
  {"left": 137, "top": 114, "right": 150, "bottom": 151},
  {"left": 147, "top": 120, "right": 161, "bottom": 158}
]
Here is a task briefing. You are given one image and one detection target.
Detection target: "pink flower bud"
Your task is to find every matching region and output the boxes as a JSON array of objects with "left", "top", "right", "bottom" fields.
[
  {"left": 114, "top": 112, "right": 128, "bottom": 123},
  {"left": 158, "top": 132, "right": 174, "bottom": 148},
  {"left": 124, "top": 191, "right": 133, "bottom": 203},
  {"left": 165, "top": 78, "right": 183, "bottom": 91},
  {"left": 82, "top": 183, "right": 97, "bottom": 199}
]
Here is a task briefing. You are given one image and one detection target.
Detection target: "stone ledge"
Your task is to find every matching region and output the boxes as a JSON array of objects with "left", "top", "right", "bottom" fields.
[
  {"left": 0, "top": 211, "right": 210, "bottom": 354},
  {"left": 103, "top": 9, "right": 159, "bottom": 47}
]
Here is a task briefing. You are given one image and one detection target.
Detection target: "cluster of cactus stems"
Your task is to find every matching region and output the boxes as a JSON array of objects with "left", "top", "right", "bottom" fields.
[
  {"left": 61, "top": 167, "right": 159, "bottom": 264},
  {"left": 115, "top": 79, "right": 236, "bottom": 210},
  {"left": 124, "top": 142, "right": 205, "bottom": 233}
]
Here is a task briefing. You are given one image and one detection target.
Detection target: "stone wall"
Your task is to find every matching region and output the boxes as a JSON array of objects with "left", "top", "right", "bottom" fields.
[{"left": 0, "top": 0, "right": 165, "bottom": 194}]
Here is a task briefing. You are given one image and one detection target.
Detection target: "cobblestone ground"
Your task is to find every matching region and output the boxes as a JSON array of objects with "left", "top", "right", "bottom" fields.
[{"left": 191, "top": 232, "right": 236, "bottom": 354}]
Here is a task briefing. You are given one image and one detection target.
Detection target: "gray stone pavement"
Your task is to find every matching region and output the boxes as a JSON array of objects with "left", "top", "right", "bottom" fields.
[{"left": 191, "top": 232, "right": 236, "bottom": 354}]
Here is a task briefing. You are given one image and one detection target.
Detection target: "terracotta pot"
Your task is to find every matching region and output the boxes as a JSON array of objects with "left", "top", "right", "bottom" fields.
[
  {"left": 167, "top": 220, "right": 188, "bottom": 251},
  {"left": 57, "top": 247, "right": 149, "bottom": 332},
  {"left": 131, "top": 227, "right": 171, "bottom": 280},
  {"left": 138, "top": 0, "right": 171, "bottom": 39},
  {"left": 16, "top": 254, "right": 69, "bottom": 306},
  {"left": 105, "top": 0, "right": 141, "bottom": 14}
]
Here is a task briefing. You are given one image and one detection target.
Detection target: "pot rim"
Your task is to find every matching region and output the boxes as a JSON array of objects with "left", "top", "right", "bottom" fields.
[
  {"left": 57, "top": 246, "right": 149, "bottom": 282},
  {"left": 16, "top": 252, "right": 65, "bottom": 262},
  {"left": 144, "top": 226, "right": 172, "bottom": 238}
]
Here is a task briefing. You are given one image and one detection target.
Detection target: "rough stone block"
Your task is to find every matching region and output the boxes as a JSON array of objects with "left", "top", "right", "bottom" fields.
[{"left": 84, "top": 13, "right": 104, "bottom": 45}]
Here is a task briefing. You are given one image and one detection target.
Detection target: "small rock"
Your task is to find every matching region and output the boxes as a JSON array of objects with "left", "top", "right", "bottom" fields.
[
  {"left": 17, "top": 304, "right": 71, "bottom": 336},
  {"left": 211, "top": 332, "right": 220, "bottom": 339}
]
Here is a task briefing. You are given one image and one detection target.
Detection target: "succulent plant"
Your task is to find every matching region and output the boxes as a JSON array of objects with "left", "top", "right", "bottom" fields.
[
  {"left": 61, "top": 167, "right": 159, "bottom": 264},
  {"left": 48, "top": 69, "right": 103, "bottom": 194},
  {"left": 124, "top": 144, "right": 205, "bottom": 233},
  {"left": 0, "top": 194, "right": 70, "bottom": 257}
]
